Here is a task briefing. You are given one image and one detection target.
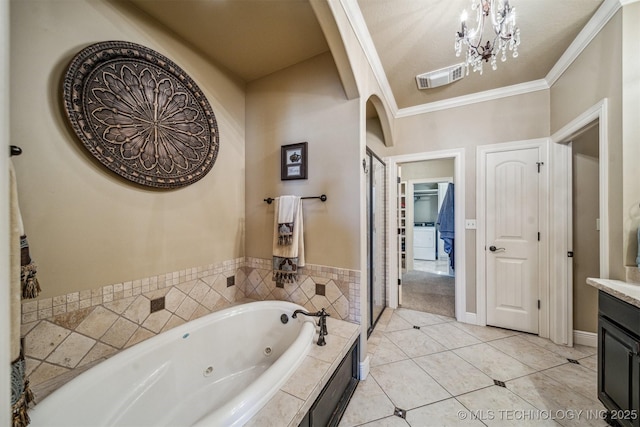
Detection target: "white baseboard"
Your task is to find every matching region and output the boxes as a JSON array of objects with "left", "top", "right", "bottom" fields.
[
  {"left": 359, "top": 355, "right": 370, "bottom": 380},
  {"left": 573, "top": 330, "right": 598, "bottom": 348},
  {"left": 460, "top": 312, "right": 478, "bottom": 325}
]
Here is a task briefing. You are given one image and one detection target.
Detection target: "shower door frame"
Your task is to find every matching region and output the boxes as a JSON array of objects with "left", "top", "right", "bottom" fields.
[{"left": 366, "top": 148, "right": 387, "bottom": 337}]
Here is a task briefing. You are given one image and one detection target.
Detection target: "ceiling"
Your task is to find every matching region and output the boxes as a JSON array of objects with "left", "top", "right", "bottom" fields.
[{"left": 129, "top": 0, "right": 604, "bottom": 111}]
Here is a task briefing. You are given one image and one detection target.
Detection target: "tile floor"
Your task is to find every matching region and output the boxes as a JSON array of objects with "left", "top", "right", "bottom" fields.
[
  {"left": 340, "top": 308, "right": 606, "bottom": 427},
  {"left": 413, "top": 260, "right": 452, "bottom": 276}
]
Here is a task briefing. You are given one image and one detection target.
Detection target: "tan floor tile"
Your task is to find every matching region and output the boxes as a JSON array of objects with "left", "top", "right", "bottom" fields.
[
  {"left": 413, "top": 351, "right": 494, "bottom": 396},
  {"left": 360, "top": 416, "right": 410, "bottom": 427},
  {"left": 370, "top": 336, "right": 410, "bottom": 367},
  {"left": 540, "top": 363, "right": 599, "bottom": 403},
  {"left": 454, "top": 343, "right": 535, "bottom": 381},
  {"left": 457, "top": 385, "right": 559, "bottom": 426},
  {"left": 488, "top": 336, "right": 568, "bottom": 371},
  {"left": 370, "top": 359, "right": 451, "bottom": 410},
  {"left": 406, "top": 398, "right": 485, "bottom": 426},
  {"left": 421, "top": 322, "right": 482, "bottom": 350},
  {"left": 507, "top": 373, "right": 607, "bottom": 427},
  {"left": 451, "top": 322, "right": 520, "bottom": 342},
  {"left": 386, "top": 328, "right": 447, "bottom": 358},
  {"left": 339, "top": 377, "right": 397, "bottom": 427},
  {"left": 384, "top": 313, "right": 414, "bottom": 332},
  {"left": 394, "top": 308, "right": 448, "bottom": 327},
  {"left": 355, "top": 315, "right": 601, "bottom": 427},
  {"left": 518, "top": 334, "right": 596, "bottom": 360},
  {"left": 579, "top": 354, "right": 598, "bottom": 372}
]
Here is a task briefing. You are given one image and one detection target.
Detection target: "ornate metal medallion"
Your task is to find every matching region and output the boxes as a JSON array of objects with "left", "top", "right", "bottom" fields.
[{"left": 63, "top": 41, "right": 219, "bottom": 188}]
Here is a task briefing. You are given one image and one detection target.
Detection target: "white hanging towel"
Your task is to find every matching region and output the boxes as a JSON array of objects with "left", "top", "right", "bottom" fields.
[{"left": 273, "top": 196, "right": 305, "bottom": 284}]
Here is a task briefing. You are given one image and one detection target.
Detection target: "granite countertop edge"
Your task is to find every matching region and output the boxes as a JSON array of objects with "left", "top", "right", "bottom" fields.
[{"left": 586, "top": 277, "right": 640, "bottom": 309}]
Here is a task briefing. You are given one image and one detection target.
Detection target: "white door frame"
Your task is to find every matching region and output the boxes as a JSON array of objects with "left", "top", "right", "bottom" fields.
[
  {"left": 477, "top": 138, "right": 550, "bottom": 337},
  {"left": 1, "top": 1, "right": 11, "bottom": 422},
  {"left": 549, "top": 99, "right": 609, "bottom": 346},
  {"left": 387, "top": 149, "right": 468, "bottom": 323}
]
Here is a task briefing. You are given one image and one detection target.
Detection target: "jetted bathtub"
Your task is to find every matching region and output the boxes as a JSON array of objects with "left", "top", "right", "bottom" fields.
[{"left": 29, "top": 300, "right": 316, "bottom": 426}]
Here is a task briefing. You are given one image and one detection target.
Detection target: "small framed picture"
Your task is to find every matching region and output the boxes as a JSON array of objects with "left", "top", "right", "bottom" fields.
[{"left": 281, "top": 142, "right": 307, "bottom": 180}]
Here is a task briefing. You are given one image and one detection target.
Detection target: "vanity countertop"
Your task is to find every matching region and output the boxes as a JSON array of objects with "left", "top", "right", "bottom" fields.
[{"left": 586, "top": 277, "right": 640, "bottom": 309}]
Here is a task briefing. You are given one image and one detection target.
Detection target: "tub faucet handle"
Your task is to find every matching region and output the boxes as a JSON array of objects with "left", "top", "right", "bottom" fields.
[{"left": 317, "top": 308, "right": 330, "bottom": 347}]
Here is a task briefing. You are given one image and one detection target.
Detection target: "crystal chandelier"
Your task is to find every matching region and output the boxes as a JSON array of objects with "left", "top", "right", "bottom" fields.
[{"left": 454, "top": 0, "right": 520, "bottom": 75}]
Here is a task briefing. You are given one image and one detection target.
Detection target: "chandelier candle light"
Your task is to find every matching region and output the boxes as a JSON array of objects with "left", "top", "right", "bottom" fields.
[{"left": 455, "top": 0, "right": 520, "bottom": 75}]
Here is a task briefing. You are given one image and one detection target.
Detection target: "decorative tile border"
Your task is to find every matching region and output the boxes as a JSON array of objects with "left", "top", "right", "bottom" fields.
[
  {"left": 20, "top": 257, "right": 360, "bottom": 399},
  {"left": 242, "top": 257, "right": 360, "bottom": 323}
]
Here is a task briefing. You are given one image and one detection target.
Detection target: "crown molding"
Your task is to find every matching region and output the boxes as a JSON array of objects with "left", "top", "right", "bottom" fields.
[
  {"left": 339, "top": 0, "right": 398, "bottom": 115},
  {"left": 396, "top": 79, "right": 549, "bottom": 118},
  {"left": 341, "top": 0, "right": 623, "bottom": 119},
  {"left": 545, "top": 0, "right": 622, "bottom": 86}
]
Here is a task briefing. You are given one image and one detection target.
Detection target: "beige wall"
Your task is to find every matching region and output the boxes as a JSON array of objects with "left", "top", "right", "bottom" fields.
[
  {"left": 400, "top": 159, "right": 454, "bottom": 181},
  {"left": 551, "top": 11, "right": 623, "bottom": 280},
  {"left": 245, "top": 52, "right": 360, "bottom": 269},
  {"left": 572, "top": 125, "right": 600, "bottom": 333},
  {"left": 10, "top": 0, "right": 246, "bottom": 299},
  {"left": 622, "top": 3, "right": 640, "bottom": 270},
  {"left": 371, "top": 90, "right": 550, "bottom": 313}
]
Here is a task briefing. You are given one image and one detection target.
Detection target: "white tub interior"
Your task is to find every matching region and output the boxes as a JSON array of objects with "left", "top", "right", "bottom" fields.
[{"left": 29, "top": 300, "right": 316, "bottom": 427}]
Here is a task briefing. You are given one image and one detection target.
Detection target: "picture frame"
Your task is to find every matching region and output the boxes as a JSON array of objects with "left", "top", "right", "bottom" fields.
[{"left": 281, "top": 142, "right": 308, "bottom": 180}]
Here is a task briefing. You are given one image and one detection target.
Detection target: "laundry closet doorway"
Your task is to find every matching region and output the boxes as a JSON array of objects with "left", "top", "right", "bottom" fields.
[
  {"left": 400, "top": 161, "right": 455, "bottom": 317},
  {"left": 388, "top": 149, "right": 466, "bottom": 322}
]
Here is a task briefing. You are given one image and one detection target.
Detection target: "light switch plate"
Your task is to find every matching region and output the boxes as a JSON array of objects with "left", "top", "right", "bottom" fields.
[{"left": 465, "top": 219, "right": 477, "bottom": 229}]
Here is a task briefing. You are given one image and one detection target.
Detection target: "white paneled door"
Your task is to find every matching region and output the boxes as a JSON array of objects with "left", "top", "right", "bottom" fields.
[{"left": 485, "top": 147, "right": 540, "bottom": 334}]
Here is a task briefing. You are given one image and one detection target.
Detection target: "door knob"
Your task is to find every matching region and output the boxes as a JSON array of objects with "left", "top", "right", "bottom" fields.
[{"left": 489, "top": 245, "right": 505, "bottom": 252}]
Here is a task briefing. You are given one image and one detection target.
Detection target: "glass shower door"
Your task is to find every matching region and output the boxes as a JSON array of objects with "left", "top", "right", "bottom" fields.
[{"left": 366, "top": 149, "right": 386, "bottom": 335}]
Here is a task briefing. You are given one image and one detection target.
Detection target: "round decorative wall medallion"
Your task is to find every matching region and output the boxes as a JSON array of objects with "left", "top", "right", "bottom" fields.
[{"left": 63, "top": 41, "right": 219, "bottom": 189}]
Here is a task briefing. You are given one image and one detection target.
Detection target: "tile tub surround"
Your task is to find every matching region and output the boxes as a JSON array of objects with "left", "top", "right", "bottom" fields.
[
  {"left": 21, "top": 257, "right": 359, "bottom": 400},
  {"left": 246, "top": 317, "right": 360, "bottom": 427},
  {"left": 243, "top": 257, "right": 360, "bottom": 323},
  {"left": 586, "top": 277, "right": 640, "bottom": 308}
]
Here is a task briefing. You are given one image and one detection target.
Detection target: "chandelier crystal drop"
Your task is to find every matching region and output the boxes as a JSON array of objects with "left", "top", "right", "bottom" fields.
[{"left": 454, "top": 0, "right": 520, "bottom": 75}]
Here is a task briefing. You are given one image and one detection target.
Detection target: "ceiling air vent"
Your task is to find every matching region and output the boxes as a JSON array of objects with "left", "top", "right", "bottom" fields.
[{"left": 416, "top": 63, "right": 465, "bottom": 90}]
